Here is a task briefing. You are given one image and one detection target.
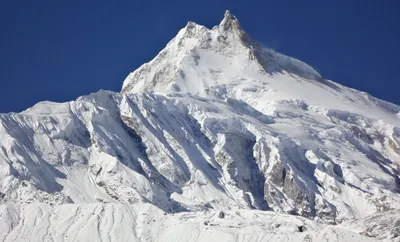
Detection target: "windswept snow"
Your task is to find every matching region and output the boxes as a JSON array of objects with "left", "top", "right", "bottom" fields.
[
  {"left": 0, "top": 203, "right": 395, "bottom": 242},
  {"left": 1, "top": 10, "right": 400, "bottom": 241}
]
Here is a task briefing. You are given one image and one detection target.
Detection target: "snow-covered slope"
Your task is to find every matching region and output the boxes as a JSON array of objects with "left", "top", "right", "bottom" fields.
[
  {"left": 2, "top": 203, "right": 397, "bottom": 242},
  {"left": 121, "top": 11, "right": 400, "bottom": 125},
  {"left": 1, "top": 10, "right": 400, "bottom": 241}
]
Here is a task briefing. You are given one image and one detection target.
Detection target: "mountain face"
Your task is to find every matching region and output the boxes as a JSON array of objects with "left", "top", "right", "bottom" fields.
[{"left": 1, "top": 11, "right": 400, "bottom": 241}]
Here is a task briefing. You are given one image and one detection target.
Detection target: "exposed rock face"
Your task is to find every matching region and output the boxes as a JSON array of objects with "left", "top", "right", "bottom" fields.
[{"left": 1, "top": 11, "right": 400, "bottom": 229}]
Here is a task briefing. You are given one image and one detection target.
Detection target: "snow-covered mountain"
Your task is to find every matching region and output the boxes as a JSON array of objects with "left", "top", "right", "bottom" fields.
[{"left": 1, "top": 11, "right": 400, "bottom": 241}]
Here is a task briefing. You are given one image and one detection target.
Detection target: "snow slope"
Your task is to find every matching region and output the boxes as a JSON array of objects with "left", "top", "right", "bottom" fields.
[
  {"left": 1, "top": 203, "right": 395, "bottom": 242},
  {"left": 0, "top": 10, "right": 400, "bottom": 241}
]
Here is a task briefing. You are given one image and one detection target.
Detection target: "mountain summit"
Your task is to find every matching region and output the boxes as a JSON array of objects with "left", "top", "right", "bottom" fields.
[
  {"left": 0, "top": 11, "right": 400, "bottom": 241},
  {"left": 121, "top": 11, "right": 398, "bottom": 125}
]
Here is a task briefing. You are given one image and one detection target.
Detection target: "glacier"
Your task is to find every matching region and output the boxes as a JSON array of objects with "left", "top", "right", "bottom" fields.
[{"left": 0, "top": 10, "right": 400, "bottom": 241}]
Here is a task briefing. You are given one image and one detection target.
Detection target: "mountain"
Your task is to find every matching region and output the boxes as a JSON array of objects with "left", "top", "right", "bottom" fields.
[{"left": 1, "top": 10, "right": 400, "bottom": 241}]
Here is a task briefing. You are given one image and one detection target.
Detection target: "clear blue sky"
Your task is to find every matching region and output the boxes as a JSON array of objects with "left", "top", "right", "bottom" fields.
[{"left": 1, "top": 1, "right": 399, "bottom": 113}]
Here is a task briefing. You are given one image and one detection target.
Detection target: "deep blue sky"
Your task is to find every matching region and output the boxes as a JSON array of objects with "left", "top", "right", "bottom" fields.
[{"left": 1, "top": 1, "right": 399, "bottom": 113}]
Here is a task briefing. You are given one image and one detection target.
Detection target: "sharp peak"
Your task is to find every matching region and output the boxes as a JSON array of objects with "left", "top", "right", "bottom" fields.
[
  {"left": 182, "top": 10, "right": 241, "bottom": 31},
  {"left": 219, "top": 10, "right": 241, "bottom": 31},
  {"left": 185, "top": 21, "right": 201, "bottom": 28},
  {"left": 222, "top": 10, "right": 238, "bottom": 23}
]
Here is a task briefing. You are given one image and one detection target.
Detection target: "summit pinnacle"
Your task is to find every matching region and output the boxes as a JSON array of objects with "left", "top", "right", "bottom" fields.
[{"left": 220, "top": 10, "right": 241, "bottom": 31}]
